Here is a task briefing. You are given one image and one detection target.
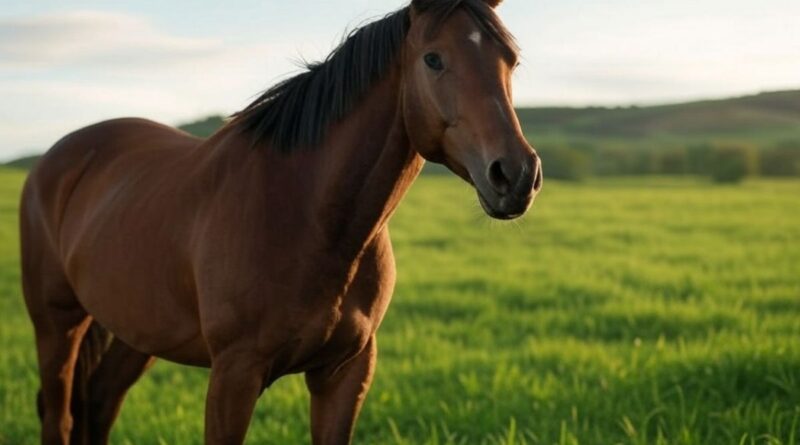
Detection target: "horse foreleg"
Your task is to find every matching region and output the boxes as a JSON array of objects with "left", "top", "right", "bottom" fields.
[
  {"left": 305, "top": 336, "right": 377, "bottom": 445},
  {"left": 86, "top": 338, "right": 154, "bottom": 444},
  {"left": 204, "top": 352, "right": 266, "bottom": 444}
]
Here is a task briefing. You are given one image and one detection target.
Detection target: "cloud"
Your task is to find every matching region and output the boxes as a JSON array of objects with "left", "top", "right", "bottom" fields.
[
  {"left": 0, "top": 10, "right": 332, "bottom": 160},
  {"left": 2, "top": 2, "right": 798, "bottom": 159},
  {"left": 509, "top": 9, "right": 800, "bottom": 106},
  {"left": 0, "top": 11, "right": 223, "bottom": 70}
]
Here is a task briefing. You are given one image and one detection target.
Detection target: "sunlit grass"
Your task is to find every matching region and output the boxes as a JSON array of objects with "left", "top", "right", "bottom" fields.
[{"left": 0, "top": 169, "right": 798, "bottom": 444}]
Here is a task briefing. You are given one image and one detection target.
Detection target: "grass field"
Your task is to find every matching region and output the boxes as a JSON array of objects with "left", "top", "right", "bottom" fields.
[{"left": 0, "top": 168, "right": 798, "bottom": 444}]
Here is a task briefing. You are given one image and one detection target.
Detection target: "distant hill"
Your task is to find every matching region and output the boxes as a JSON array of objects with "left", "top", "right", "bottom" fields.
[
  {"left": 1, "top": 117, "right": 228, "bottom": 171},
  {"left": 3, "top": 155, "right": 41, "bottom": 171},
  {"left": 167, "top": 91, "right": 800, "bottom": 146},
  {"left": 4, "top": 90, "right": 799, "bottom": 172},
  {"left": 518, "top": 90, "right": 800, "bottom": 145},
  {"left": 176, "top": 115, "right": 227, "bottom": 139}
]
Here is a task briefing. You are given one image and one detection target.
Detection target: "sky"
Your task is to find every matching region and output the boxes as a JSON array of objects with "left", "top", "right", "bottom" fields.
[{"left": 1, "top": 0, "right": 799, "bottom": 160}]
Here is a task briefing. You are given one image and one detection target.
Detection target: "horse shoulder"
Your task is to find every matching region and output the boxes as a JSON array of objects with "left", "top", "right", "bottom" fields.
[{"left": 339, "top": 229, "right": 397, "bottom": 344}]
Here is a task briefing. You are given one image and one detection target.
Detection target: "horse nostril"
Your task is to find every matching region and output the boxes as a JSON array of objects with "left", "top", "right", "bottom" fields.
[
  {"left": 487, "top": 159, "right": 511, "bottom": 195},
  {"left": 532, "top": 159, "right": 543, "bottom": 192}
]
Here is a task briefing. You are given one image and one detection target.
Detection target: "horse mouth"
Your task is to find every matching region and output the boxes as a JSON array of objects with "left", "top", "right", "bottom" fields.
[{"left": 476, "top": 190, "right": 526, "bottom": 221}]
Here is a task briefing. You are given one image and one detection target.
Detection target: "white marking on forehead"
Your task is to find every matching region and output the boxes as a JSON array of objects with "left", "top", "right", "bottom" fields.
[{"left": 469, "top": 30, "right": 482, "bottom": 46}]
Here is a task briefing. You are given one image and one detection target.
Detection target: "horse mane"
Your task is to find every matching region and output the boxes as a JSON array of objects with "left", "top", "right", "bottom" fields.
[{"left": 231, "top": 0, "right": 519, "bottom": 153}]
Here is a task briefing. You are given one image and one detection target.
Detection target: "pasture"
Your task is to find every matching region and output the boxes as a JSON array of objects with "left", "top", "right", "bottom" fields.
[{"left": 0, "top": 168, "right": 798, "bottom": 444}]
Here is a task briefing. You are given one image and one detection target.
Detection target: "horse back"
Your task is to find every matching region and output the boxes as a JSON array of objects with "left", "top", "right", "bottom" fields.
[{"left": 24, "top": 118, "right": 200, "bottom": 242}]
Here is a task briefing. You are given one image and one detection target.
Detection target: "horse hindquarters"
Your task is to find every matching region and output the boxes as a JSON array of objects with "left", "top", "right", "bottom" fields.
[
  {"left": 21, "top": 151, "right": 153, "bottom": 445},
  {"left": 20, "top": 177, "right": 94, "bottom": 444}
]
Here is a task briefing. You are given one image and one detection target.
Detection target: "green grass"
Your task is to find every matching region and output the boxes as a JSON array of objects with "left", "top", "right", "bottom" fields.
[{"left": 1, "top": 169, "right": 798, "bottom": 444}]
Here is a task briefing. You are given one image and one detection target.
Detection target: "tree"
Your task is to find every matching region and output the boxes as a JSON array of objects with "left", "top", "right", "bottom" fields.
[
  {"left": 760, "top": 140, "right": 800, "bottom": 177},
  {"left": 686, "top": 143, "right": 713, "bottom": 175},
  {"left": 709, "top": 144, "right": 758, "bottom": 183},
  {"left": 536, "top": 145, "right": 590, "bottom": 181},
  {"left": 655, "top": 147, "right": 688, "bottom": 175}
]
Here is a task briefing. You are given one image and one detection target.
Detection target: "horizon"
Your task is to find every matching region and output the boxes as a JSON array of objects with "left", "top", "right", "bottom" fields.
[
  {"left": 2, "top": 0, "right": 800, "bottom": 160},
  {"left": 5, "top": 86, "right": 796, "bottom": 163}
]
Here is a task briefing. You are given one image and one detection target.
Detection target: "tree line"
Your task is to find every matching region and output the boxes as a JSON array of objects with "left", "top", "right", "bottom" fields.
[{"left": 536, "top": 140, "right": 800, "bottom": 183}]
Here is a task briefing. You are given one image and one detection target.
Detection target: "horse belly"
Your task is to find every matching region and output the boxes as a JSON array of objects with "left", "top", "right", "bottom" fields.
[
  {"left": 76, "top": 281, "right": 205, "bottom": 355},
  {"left": 64, "top": 225, "right": 206, "bottom": 362}
]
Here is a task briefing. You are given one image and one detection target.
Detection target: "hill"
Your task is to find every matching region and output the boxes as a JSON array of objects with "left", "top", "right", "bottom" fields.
[
  {"left": 1, "top": 117, "right": 228, "bottom": 171},
  {"left": 518, "top": 90, "right": 800, "bottom": 140},
  {"left": 515, "top": 90, "right": 800, "bottom": 180},
  {"left": 175, "top": 115, "right": 227, "bottom": 139},
  {"left": 2, "top": 155, "right": 41, "bottom": 171},
  {"left": 4, "top": 90, "right": 799, "bottom": 177},
  {"left": 517, "top": 90, "right": 800, "bottom": 161}
]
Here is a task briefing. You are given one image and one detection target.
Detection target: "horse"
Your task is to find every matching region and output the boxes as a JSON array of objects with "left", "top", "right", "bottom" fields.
[{"left": 19, "top": 0, "right": 542, "bottom": 443}]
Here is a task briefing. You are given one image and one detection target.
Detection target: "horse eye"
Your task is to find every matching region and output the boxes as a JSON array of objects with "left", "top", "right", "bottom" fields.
[{"left": 424, "top": 53, "right": 444, "bottom": 71}]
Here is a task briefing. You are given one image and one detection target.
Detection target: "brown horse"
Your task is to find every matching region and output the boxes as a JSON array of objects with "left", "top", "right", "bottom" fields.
[{"left": 20, "top": 0, "right": 542, "bottom": 443}]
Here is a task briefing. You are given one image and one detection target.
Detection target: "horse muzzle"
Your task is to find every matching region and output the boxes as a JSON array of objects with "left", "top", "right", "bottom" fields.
[{"left": 474, "top": 152, "right": 543, "bottom": 220}]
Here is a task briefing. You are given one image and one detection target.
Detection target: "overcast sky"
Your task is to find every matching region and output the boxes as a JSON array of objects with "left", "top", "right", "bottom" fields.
[{"left": 1, "top": 0, "right": 799, "bottom": 160}]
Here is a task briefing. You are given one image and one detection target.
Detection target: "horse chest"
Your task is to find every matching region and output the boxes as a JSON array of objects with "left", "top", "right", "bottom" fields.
[
  {"left": 296, "top": 283, "right": 390, "bottom": 369},
  {"left": 275, "top": 250, "right": 395, "bottom": 375},
  {"left": 318, "top": 305, "right": 373, "bottom": 356}
]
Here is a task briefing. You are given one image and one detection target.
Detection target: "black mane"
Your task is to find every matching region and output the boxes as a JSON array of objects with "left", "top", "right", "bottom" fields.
[{"left": 232, "top": 0, "right": 518, "bottom": 152}]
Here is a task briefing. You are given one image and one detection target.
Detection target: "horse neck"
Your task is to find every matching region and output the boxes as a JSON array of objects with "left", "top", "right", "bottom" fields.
[
  {"left": 308, "top": 66, "right": 424, "bottom": 261},
  {"left": 193, "top": 65, "right": 424, "bottom": 269}
]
